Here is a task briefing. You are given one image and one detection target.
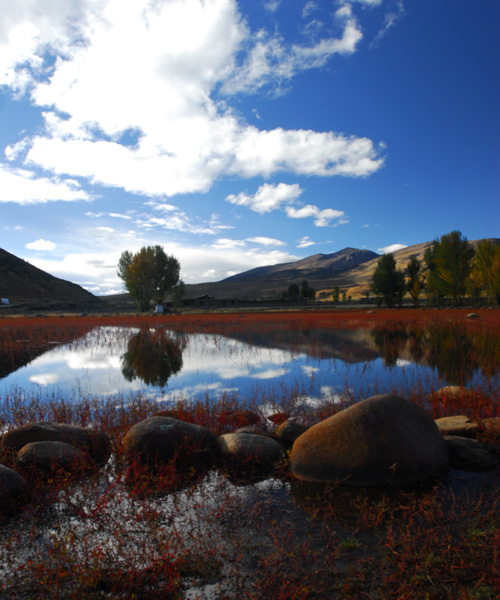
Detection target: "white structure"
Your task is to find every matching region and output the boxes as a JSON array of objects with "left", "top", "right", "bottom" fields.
[
  {"left": 154, "top": 304, "right": 164, "bottom": 314},
  {"left": 1, "top": 298, "right": 9, "bottom": 305}
]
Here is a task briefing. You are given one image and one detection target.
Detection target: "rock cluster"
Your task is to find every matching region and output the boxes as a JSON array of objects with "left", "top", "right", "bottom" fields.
[{"left": 1, "top": 389, "right": 498, "bottom": 515}]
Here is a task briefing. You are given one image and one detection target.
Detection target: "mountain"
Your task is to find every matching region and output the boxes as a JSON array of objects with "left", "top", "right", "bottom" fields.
[
  {"left": 0, "top": 248, "right": 101, "bottom": 306},
  {"left": 184, "top": 247, "right": 379, "bottom": 299},
  {"left": 184, "top": 239, "right": 500, "bottom": 301}
]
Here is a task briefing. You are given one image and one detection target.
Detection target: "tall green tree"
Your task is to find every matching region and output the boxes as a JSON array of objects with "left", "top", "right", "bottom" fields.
[
  {"left": 332, "top": 285, "right": 340, "bottom": 303},
  {"left": 117, "top": 246, "right": 180, "bottom": 312},
  {"left": 432, "top": 231, "right": 474, "bottom": 307},
  {"left": 370, "top": 253, "right": 406, "bottom": 308},
  {"left": 406, "top": 255, "right": 425, "bottom": 308}
]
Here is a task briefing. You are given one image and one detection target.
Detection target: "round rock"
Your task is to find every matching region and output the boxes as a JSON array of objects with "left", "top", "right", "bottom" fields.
[
  {"left": 276, "top": 419, "right": 309, "bottom": 448},
  {"left": 290, "top": 394, "right": 450, "bottom": 487},
  {"left": 444, "top": 435, "right": 499, "bottom": 472},
  {"left": 123, "top": 416, "right": 216, "bottom": 466},
  {"left": 1, "top": 422, "right": 111, "bottom": 466},
  {"left": 17, "top": 441, "right": 89, "bottom": 473},
  {"left": 217, "top": 432, "right": 284, "bottom": 469},
  {"left": 0, "top": 464, "right": 27, "bottom": 513},
  {"left": 434, "top": 415, "right": 479, "bottom": 438}
]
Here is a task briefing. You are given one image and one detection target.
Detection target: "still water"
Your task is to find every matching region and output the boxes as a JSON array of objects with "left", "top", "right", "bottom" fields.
[{"left": 1, "top": 321, "right": 498, "bottom": 409}]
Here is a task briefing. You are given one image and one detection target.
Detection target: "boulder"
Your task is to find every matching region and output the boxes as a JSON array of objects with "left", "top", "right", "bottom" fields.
[
  {"left": 123, "top": 416, "right": 216, "bottom": 466},
  {"left": 17, "top": 441, "right": 89, "bottom": 473},
  {"left": 216, "top": 432, "right": 284, "bottom": 470},
  {"left": 1, "top": 422, "right": 111, "bottom": 466},
  {"left": 434, "top": 415, "right": 479, "bottom": 438},
  {"left": 290, "top": 394, "right": 450, "bottom": 487},
  {"left": 480, "top": 417, "right": 500, "bottom": 438},
  {"left": 0, "top": 464, "right": 27, "bottom": 514},
  {"left": 276, "top": 419, "right": 309, "bottom": 448},
  {"left": 444, "top": 436, "right": 499, "bottom": 472},
  {"left": 220, "top": 410, "right": 261, "bottom": 428}
]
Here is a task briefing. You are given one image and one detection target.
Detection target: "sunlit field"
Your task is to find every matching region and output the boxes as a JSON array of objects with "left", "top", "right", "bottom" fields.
[{"left": 1, "top": 309, "right": 499, "bottom": 599}]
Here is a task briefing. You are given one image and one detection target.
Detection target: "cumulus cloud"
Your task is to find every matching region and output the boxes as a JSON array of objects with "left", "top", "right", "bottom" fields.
[
  {"left": 286, "top": 205, "right": 347, "bottom": 227},
  {"left": 378, "top": 243, "right": 408, "bottom": 254},
  {"left": 25, "top": 239, "right": 56, "bottom": 251},
  {"left": 0, "top": 164, "right": 90, "bottom": 204},
  {"left": 0, "top": 0, "right": 384, "bottom": 200}
]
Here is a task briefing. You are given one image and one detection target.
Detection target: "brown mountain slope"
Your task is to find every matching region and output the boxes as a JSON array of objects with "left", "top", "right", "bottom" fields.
[
  {"left": 0, "top": 248, "right": 101, "bottom": 305},
  {"left": 329, "top": 238, "right": 500, "bottom": 299},
  {"left": 184, "top": 248, "right": 379, "bottom": 299}
]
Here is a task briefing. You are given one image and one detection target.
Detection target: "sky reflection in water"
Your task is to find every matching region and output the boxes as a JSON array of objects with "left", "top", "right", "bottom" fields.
[{"left": 0, "top": 324, "right": 496, "bottom": 409}]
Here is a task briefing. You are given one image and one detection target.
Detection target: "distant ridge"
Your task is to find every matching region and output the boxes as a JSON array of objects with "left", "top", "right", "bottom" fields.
[
  {"left": 0, "top": 248, "right": 101, "bottom": 305},
  {"left": 184, "top": 247, "right": 379, "bottom": 299}
]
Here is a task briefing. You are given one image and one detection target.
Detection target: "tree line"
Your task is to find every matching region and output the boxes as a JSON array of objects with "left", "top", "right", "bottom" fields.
[{"left": 370, "top": 231, "right": 500, "bottom": 308}]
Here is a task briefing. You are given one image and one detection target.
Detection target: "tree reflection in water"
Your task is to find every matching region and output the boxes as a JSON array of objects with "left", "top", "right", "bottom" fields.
[
  {"left": 121, "top": 327, "right": 184, "bottom": 387},
  {"left": 371, "top": 321, "right": 500, "bottom": 386}
]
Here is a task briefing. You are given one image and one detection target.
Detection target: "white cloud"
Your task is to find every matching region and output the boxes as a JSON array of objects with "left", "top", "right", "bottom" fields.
[
  {"left": 246, "top": 237, "right": 286, "bottom": 247},
  {"left": 286, "top": 205, "right": 347, "bottom": 227},
  {"left": 302, "top": 2, "right": 318, "bottom": 19},
  {"left": 25, "top": 239, "right": 56, "bottom": 251},
  {"left": 378, "top": 243, "right": 408, "bottom": 254},
  {"left": 0, "top": 164, "right": 90, "bottom": 204},
  {"left": 297, "top": 236, "right": 316, "bottom": 248},
  {"left": 226, "top": 183, "right": 303, "bottom": 214},
  {"left": 211, "top": 238, "right": 246, "bottom": 249},
  {"left": 0, "top": 0, "right": 383, "bottom": 200}
]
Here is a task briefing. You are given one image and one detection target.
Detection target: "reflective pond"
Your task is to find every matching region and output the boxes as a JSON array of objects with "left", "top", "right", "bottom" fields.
[{"left": 1, "top": 318, "right": 499, "bottom": 409}]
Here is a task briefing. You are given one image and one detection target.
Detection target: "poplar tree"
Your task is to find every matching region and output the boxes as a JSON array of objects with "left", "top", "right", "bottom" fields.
[{"left": 118, "top": 246, "right": 180, "bottom": 312}]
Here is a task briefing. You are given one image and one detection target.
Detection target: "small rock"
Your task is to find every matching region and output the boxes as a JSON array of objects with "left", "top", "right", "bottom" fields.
[
  {"left": 435, "top": 415, "right": 479, "bottom": 438},
  {"left": 17, "top": 441, "right": 89, "bottom": 473},
  {"left": 220, "top": 410, "right": 261, "bottom": 428},
  {"left": 444, "top": 435, "right": 499, "bottom": 472},
  {"left": 216, "top": 433, "right": 284, "bottom": 470},
  {"left": 0, "top": 464, "right": 27, "bottom": 514},
  {"left": 1, "top": 422, "right": 111, "bottom": 466},
  {"left": 276, "top": 420, "right": 309, "bottom": 448},
  {"left": 466, "top": 313, "right": 479, "bottom": 318}
]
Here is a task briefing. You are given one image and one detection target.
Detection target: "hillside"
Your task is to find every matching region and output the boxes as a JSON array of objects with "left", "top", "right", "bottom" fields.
[
  {"left": 184, "top": 248, "right": 379, "bottom": 299},
  {"left": 0, "top": 248, "right": 101, "bottom": 306},
  {"left": 183, "top": 238, "right": 500, "bottom": 301}
]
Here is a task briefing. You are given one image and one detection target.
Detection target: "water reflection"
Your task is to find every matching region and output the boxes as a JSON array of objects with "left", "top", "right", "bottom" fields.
[
  {"left": 121, "top": 327, "right": 184, "bottom": 387},
  {"left": 370, "top": 321, "right": 500, "bottom": 385},
  {"left": 0, "top": 320, "right": 498, "bottom": 404}
]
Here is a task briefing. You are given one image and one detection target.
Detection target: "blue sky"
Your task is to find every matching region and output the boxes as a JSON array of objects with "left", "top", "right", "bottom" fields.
[{"left": 1, "top": 0, "right": 498, "bottom": 296}]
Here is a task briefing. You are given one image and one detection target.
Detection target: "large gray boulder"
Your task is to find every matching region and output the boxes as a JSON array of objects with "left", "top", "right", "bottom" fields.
[
  {"left": 123, "top": 416, "right": 216, "bottom": 466},
  {"left": 1, "top": 422, "right": 111, "bottom": 466},
  {"left": 290, "top": 394, "right": 450, "bottom": 487}
]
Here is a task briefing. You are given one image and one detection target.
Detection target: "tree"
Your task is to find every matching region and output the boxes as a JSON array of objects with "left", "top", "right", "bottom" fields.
[
  {"left": 469, "top": 240, "right": 500, "bottom": 306},
  {"left": 332, "top": 286, "right": 340, "bottom": 303},
  {"left": 406, "top": 255, "right": 425, "bottom": 308},
  {"left": 431, "top": 231, "right": 474, "bottom": 307},
  {"left": 285, "top": 283, "right": 300, "bottom": 300},
  {"left": 370, "top": 253, "right": 406, "bottom": 308},
  {"left": 117, "top": 246, "right": 180, "bottom": 312},
  {"left": 300, "top": 280, "right": 316, "bottom": 302}
]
